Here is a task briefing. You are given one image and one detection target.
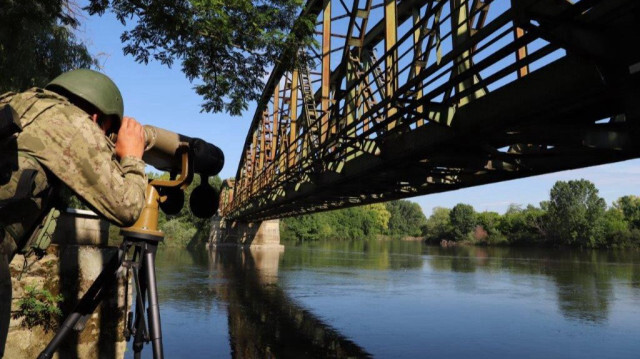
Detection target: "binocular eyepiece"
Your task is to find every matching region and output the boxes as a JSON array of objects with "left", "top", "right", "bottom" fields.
[{"left": 142, "top": 125, "right": 224, "bottom": 218}]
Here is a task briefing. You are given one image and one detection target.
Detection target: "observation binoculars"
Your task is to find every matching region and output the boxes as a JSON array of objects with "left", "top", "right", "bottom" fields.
[{"left": 141, "top": 125, "right": 224, "bottom": 219}]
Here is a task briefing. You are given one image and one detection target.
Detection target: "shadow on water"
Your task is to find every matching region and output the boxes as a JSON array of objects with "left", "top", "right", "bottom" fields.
[
  {"left": 425, "top": 245, "right": 640, "bottom": 324},
  {"left": 153, "top": 246, "right": 371, "bottom": 358},
  {"left": 212, "top": 247, "right": 371, "bottom": 359}
]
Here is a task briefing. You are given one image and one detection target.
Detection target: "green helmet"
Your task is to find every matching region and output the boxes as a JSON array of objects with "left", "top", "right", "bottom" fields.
[{"left": 45, "top": 69, "right": 124, "bottom": 123}]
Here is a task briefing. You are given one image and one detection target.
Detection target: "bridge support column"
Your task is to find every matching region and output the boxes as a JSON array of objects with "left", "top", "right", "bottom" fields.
[{"left": 209, "top": 216, "right": 282, "bottom": 249}]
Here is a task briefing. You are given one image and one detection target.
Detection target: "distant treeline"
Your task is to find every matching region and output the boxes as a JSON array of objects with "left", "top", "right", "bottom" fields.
[
  {"left": 283, "top": 179, "right": 640, "bottom": 249},
  {"left": 281, "top": 200, "right": 427, "bottom": 242},
  {"left": 426, "top": 179, "right": 640, "bottom": 249}
]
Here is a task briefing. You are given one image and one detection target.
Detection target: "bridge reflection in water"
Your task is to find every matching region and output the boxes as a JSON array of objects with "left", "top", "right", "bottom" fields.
[
  {"left": 150, "top": 242, "right": 640, "bottom": 358},
  {"left": 206, "top": 247, "right": 371, "bottom": 359}
]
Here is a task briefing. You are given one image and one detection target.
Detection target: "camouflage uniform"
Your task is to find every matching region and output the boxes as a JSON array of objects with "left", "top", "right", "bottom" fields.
[
  {"left": 0, "top": 88, "right": 146, "bottom": 356},
  {"left": 0, "top": 87, "right": 147, "bottom": 256}
]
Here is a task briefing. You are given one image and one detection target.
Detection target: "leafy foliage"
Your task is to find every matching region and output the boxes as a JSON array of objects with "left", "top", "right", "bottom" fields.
[
  {"left": 58, "top": 184, "right": 89, "bottom": 210},
  {"left": 546, "top": 179, "right": 606, "bottom": 247},
  {"left": 449, "top": 203, "right": 476, "bottom": 241},
  {"left": 422, "top": 207, "right": 452, "bottom": 241},
  {"left": 385, "top": 200, "right": 427, "bottom": 237},
  {"left": 12, "top": 286, "right": 63, "bottom": 333},
  {"left": 367, "top": 203, "right": 391, "bottom": 232},
  {"left": 281, "top": 204, "right": 391, "bottom": 242},
  {"left": 600, "top": 208, "right": 631, "bottom": 247},
  {"left": 419, "top": 179, "right": 640, "bottom": 249},
  {"left": 497, "top": 204, "right": 545, "bottom": 245},
  {"left": 86, "top": 0, "right": 315, "bottom": 115},
  {"left": 476, "top": 211, "right": 507, "bottom": 245},
  {"left": 0, "top": 0, "right": 96, "bottom": 92},
  {"left": 613, "top": 195, "right": 640, "bottom": 228},
  {"left": 282, "top": 178, "right": 640, "bottom": 248},
  {"left": 282, "top": 200, "right": 429, "bottom": 242}
]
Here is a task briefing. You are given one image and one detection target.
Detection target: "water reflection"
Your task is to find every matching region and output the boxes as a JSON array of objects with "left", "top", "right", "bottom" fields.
[
  {"left": 425, "top": 245, "right": 640, "bottom": 324},
  {"left": 150, "top": 241, "right": 640, "bottom": 358},
  {"left": 209, "top": 246, "right": 371, "bottom": 358},
  {"left": 282, "top": 239, "right": 424, "bottom": 270},
  {"left": 154, "top": 248, "right": 219, "bottom": 314},
  {"left": 278, "top": 240, "right": 640, "bottom": 324}
]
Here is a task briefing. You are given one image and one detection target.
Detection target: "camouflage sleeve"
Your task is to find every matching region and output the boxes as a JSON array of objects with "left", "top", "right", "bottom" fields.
[{"left": 17, "top": 102, "right": 147, "bottom": 227}]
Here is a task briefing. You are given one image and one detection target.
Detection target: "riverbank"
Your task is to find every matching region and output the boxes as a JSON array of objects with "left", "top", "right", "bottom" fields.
[{"left": 424, "top": 235, "right": 640, "bottom": 250}]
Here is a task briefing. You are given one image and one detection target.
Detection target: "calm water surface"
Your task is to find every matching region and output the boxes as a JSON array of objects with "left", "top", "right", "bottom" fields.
[{"left": 128, "top": 240, "right": 640, "bottom": 358}]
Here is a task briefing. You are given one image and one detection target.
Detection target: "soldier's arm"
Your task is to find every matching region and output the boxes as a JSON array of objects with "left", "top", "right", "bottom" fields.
[
  {"left": 93, "top": 154, "right": 147, "bottom": 227},
  {"left": 62, "top": 132, "right": 147, "bottom": 227},
  {"left": 19, "top": 105, "right": 147, "bottom": 227}
]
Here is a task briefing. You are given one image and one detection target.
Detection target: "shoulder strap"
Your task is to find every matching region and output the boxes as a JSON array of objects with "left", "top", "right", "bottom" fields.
[
  {"left": 0, "top": 104, "right": 21, "bottom": 139},
  {"left": 0, "top": 170, "right": 37, "bottom": 208},
  {"left": 0, "top": 152, "right": 40, "bottom": 207}
]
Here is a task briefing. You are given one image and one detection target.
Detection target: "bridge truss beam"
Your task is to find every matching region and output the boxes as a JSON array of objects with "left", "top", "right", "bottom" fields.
[{"left": 222, "top": 0, "right": 640, "bottom": 222}]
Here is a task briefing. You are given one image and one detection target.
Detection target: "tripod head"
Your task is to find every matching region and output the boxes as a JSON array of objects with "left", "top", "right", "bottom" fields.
[{"left": 122, "top": 125, "right": 224, "bottom": 241}]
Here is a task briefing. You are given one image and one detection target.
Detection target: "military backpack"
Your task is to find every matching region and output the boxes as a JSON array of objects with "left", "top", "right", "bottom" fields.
[{"left": 0, "top": 91, "right": 61, "bottom": 259}]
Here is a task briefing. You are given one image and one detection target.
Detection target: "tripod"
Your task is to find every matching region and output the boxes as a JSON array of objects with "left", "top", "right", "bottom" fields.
[
  {"left": 38, "top": 229, "right": 165, "bottom": 359},
  {"left": 39, "top": 146, "right": 192, "bottom": 359}
]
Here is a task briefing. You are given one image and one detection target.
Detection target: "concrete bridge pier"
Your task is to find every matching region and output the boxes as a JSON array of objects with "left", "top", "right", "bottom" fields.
[{"left": 209, "top": 216, "right": 282, "bottom": 249}]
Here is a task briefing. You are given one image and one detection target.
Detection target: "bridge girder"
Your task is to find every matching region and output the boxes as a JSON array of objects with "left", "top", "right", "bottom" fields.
[{"left": 221, "top": 0, "right": 640, "bottom": 221}]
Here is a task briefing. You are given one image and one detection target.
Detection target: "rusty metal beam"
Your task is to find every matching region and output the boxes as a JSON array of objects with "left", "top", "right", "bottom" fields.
[{"left": 223, "top": 0, "right": 640, "bottom": 221}]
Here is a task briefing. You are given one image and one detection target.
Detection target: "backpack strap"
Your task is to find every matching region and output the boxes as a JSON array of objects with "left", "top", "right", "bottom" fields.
[
  {"left": 0, "top": 104, "right": 20, "bottom": 139},
  {"left": 0, "top": 166, "right": 38, "bottom": 207},
  {"left": 12, "top": 169, "right": 37, "bottom": 202}
]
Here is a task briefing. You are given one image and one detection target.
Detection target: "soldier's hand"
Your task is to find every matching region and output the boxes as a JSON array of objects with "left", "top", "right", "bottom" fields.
[{"left": 115, "top": 116, "right": 145, "bottom": 159}]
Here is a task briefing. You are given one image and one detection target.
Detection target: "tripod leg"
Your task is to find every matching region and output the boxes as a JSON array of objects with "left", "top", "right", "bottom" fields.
[
  {"left": 132, "top": 249, "right": 148, "bottom": 359},
  {"left": 38, "top": 248, "right": 123, "bottom": 359},
  {"left": 143, "top": 245, "right": 164, "bottom": 359}
]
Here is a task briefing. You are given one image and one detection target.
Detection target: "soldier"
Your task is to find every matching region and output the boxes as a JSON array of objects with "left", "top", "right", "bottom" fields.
[{"left": 0, "top": 69, "right": 147, "bottom": 357}]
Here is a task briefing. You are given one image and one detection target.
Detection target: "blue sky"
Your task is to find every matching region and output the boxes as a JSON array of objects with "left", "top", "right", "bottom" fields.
[{"left": 75, "top": 4, "right": 640, "bottom": 217}]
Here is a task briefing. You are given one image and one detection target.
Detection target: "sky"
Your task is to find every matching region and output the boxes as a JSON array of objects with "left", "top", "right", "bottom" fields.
[{"left": 75, "top": 3, "right": 640, "bottom": 217}]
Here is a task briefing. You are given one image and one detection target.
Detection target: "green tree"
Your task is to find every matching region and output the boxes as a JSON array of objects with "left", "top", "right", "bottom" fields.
[
  {"left": 422, "top": 207, "right": 452, "bottom": 242},
  {"left": 0, "top": 1, "right": 96, "bottom": 92},
  {"left": 281, "top": 212, "right": 332, "bottom": 242},
  {"left": 449, "top": 203, "right": 476, "bottom": 241},
  {"left": 476, "top": 211, "right": 506, "bottom": 244},
  {"left": 365, "top": 203, "right": 391, "bottom": 234},
  {"left": 282, "top": 203, "right": 394, "bottom": 242},
  {"left": 600, "top": 207, "right": 632, "bottom": 247},
  {"left": 546, "top": 179, "right": 606, "bottom": 247},
  {"left": 86, "top": 0, "right": 315, "bottom": 115},
  {"left": 613, "top": 195, "right": 640, "bottom": 229},
  {"left": 385, "top": 200, "right": 427, "bottom": 237},
  {"left": 498, "top": 204, "right": 545, "bottom": 245}
]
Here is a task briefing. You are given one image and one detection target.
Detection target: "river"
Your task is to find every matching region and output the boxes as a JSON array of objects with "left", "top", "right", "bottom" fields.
[{"left": 128, "top": 240, "right": 640, "bottom": 358}]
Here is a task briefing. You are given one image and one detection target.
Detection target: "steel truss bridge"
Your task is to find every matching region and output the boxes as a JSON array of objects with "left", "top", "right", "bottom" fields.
[{"left": 220, "top": 0, "right": 640, "bottom": 222}]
